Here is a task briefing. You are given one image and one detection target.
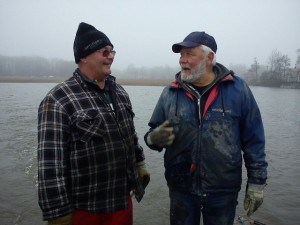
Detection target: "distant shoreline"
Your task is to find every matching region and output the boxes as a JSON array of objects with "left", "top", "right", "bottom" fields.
[{"left": 0, "top": 76, "right": 173, "bottom": 86}]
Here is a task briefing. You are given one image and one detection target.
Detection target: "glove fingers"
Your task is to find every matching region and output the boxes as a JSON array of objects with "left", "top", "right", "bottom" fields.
[
  {"left": 150, "top": 120, "right": 176, "bottom": 146},
  {"left": 163, "top": 127, "right": 174, "bottom": 133},
  {"left": 246, "top": 201, "right": 255, "bottom": 217},
  {"left": 245, "top": 198, "right": 263, "bottom": 217},
  {"left": 166, "top": 134, "right": 175, "bottom": 145},
  {"left": 141, "top": 175, "right": 150, "bottom": 189},
  {"left": 244, "top": 196, "right": 250, "bottom": 210},
  {"left": 161, "top": 129, "right": 174, "bottom": 138},
  {"left": 248, "top": 199, "right": 263, "bottom": 217},
  {"left": 244, "top": 184, "right": 265, "bottom": 217},
  {"left": 155, "top": 131, "right": 175, "bottom": 146},
  {"left": 160, "top": 120, "right": 171, "bottom": 127}
]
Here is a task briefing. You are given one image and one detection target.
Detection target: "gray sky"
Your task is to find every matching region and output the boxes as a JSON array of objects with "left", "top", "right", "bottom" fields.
[{"left": 0, "top": 0, "right": 299, "bottom": 70}]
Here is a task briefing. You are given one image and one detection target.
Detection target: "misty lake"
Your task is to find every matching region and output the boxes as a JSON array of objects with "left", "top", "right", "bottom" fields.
[{"left": 0, "top": 83, "right": 299, "bottom": 225}]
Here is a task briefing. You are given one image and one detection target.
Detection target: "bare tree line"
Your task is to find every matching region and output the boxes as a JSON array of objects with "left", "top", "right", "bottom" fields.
[
  {"left": 0, "top": 55, "right": 179, "bottom": 80},
  {"left": 244, "top": 49, "right": 300, "bottom": 87},
  {"left": 0, "top": 55, "right": 75, "bottom": 77},
  {"left": 1, "top": 48, "right": 299, "bottom": 87}
]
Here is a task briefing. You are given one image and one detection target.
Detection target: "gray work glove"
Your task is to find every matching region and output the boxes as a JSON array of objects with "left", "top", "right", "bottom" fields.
[
  {"left": 48, "top": 214, "right": 72, "bottom": 225},
  {"left": 137, "top": 160, "right": 150, "bottom": 190},
  {"left": 147, "top": 121, "right": 175, "bottom": 147},
  {"left": 244, "top": 183, "right": 266, "bottom": 217}
]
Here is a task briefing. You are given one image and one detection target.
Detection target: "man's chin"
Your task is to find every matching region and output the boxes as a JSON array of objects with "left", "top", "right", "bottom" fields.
[
  {"left": 104, "top": 68, "right": 112, "bottom": 76},
  {"left": 181, "top": 72, "right": 192, "bottom": 82}
]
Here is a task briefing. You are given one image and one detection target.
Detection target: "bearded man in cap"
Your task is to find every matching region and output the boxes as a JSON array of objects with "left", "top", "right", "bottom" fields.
[
  {"left": 144, "top": 31, "right": 268, "bottom": 225},
  {"left": 38, "top": 22, "right": 150, "bottom": 225}
]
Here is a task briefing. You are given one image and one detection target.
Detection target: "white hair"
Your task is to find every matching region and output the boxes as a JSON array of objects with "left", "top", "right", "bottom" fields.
[{"left": 200, "top": 45, "right": 217, "bottom": 65}]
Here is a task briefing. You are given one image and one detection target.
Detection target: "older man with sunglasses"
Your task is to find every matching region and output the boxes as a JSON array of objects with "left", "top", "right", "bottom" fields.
[{"left": 38, "top": 22, "right": 150, "bottom": 225}]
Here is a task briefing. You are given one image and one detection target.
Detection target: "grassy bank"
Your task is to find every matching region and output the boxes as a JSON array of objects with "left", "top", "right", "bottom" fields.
[{"left": 0, "top": 76, "right": 173, "bottom": 86}]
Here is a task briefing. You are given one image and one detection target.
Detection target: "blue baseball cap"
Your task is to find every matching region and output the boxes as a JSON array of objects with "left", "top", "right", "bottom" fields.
[{"left": 172, "top": 31, "right": 217, "bottom": 53}]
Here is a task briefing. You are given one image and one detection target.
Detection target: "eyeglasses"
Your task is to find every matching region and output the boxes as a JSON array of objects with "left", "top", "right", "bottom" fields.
[{"left": 97, "top": 49, "right": 116, "bottom": 57}]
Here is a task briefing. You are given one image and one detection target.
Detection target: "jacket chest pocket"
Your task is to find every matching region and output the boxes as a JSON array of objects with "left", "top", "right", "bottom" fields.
[
  {"left": 71, "top": 109, "right": 107, "bottom": 142},
  {"left": 203, "top": 110, "right": 241, "bottom": 159}
]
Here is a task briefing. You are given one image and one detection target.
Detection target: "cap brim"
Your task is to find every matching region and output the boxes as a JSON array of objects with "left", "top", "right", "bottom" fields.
[{"left": 172, "top": 41, "right": 200, "bottom": 53}]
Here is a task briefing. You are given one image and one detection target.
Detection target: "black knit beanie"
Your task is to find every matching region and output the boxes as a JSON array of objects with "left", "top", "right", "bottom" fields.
[{"left": 73, "top": 22, "right": 113, "bottom": 64}]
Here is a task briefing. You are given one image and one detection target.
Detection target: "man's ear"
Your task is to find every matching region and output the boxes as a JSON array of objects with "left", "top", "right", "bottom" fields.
[{"left": 207, "top": 51, "right": 215, "bottom": 66}]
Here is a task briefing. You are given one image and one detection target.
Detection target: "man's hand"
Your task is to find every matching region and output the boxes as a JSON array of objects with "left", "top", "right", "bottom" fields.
[
  {"left": 48, "top": 214, "right": 72, "bottom": 225},
  {"left": 244, "top": 183, "right": 265, "bottom": 217},
  {"left": 147, "top": 121, "right": 175, "bottom": 147},
  {"left": 137, "top": 161, "right": 150, "bottom": 190}
]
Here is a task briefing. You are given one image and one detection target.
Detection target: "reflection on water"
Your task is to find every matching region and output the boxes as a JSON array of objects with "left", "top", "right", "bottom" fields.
[{"left": 0, "top": 83, "right": 299, "bottom": 225}]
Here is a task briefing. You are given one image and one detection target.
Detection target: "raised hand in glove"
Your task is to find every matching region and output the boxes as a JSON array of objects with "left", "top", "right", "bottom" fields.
[
  {"left": 137, "top": 160, "right": 150, "bottom": 190},
  {"left": 48, "top": 214, "right": 72, "bottom": 225},
  {"left": 244, "top": 183, "right": 266, "bottom": 217},
  {"left": 147, "top": 121, "right": 175, "bottom": 147}
]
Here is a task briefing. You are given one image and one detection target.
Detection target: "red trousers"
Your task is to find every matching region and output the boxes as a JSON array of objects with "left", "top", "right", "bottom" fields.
[{"left": 72, "top": 195, "right": 133, "bottom": 225}]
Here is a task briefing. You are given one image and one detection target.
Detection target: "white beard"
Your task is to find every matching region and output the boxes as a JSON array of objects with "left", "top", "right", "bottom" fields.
[{"left": 180, "top": 59, "right": 207, "bottom": 83}]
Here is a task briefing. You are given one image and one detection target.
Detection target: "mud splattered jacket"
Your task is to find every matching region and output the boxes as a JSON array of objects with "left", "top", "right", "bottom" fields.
[
  {"left": 38, "top": 70, "right": 145, "bottom": 220},
  {"left": 145, "top": 63, "right": 267, "bottom": 194}
]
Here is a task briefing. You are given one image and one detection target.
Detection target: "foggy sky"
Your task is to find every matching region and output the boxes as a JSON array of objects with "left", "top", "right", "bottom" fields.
[{"left": 0, "top": 0, "right": 299, "bottom": 70}]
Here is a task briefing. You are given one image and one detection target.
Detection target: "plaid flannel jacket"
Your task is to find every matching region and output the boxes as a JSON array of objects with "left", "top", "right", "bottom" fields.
[{"left": 38, "top": 70, "right": 145, "bottom": 220}]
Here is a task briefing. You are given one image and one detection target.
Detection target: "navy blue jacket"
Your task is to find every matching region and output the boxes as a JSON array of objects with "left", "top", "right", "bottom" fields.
[{"left": 145, "top": 63, "right": 267, "bottom": 194}]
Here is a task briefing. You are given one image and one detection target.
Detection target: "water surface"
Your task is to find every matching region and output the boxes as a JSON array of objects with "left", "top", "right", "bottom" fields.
[{"left": 0, "top": 83, "right": 299, "bottom": 225}]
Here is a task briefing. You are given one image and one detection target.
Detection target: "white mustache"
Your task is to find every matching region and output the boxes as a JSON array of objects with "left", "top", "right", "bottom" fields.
[{"left": 180, "top": 64, "right": 191, "bottom": 70}]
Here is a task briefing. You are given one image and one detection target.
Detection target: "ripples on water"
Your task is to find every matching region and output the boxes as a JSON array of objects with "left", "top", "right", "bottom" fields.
[{"left": 0, "top": 83, "right": 299, "bottom": 225}]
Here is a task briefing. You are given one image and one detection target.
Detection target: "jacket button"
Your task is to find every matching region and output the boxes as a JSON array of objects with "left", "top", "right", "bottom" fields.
[{"left": 190, "top": 163, "right": 196, "bottom": 173}]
